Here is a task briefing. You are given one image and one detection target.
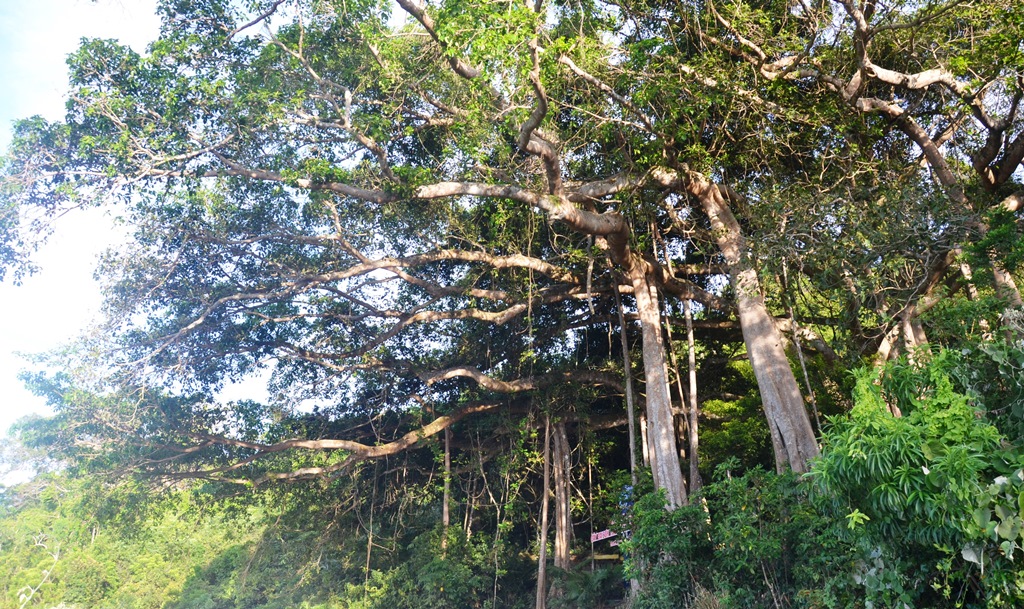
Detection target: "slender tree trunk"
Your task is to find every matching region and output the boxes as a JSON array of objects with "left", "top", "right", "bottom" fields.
[
  {"left": 629, "top": 266, "right": 687, "bottom": 506},
  {"left": 684, "top": 298, "right": 702, "bottom": 493},
  {"left": 535, "top": 416, "right": 551, "bottom": 609},
  {"left": 639, "top": 414, "right": 650, "bottom": 469},
  {"left": 614, "top": 289, "right": 639, "bottom": 487},
  {"left": 781, "top": 264, "right": 822, "bottom": 436},
  {"left": 364, "top": 463, "right": 379, "bottom": 594},
  {"left": 552, "top": 422, "right": 572, "bottom": 571},
  {"left": 663, "top": 304, "right": 690, "bottom": 465},
  {"left": 787, "top": 308, "right": 822, "bottom": 435},
  {"left": 613, "top": 296, "right": 641, "bottom": 597},
  {"left": 464, "top": 475, "right": 475, "bottom": 538},
  {"left": 690, "top": 179, "right": 818, "bottom": 473},
  {"left": 442, "top": 426, "right": 451, "bottom": 554}
]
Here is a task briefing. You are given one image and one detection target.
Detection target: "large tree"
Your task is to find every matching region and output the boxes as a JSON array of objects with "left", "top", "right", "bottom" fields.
[
  {"left": 680, "top": 0, "right": 1024, "bottom": 357},
  {"left": 15, "top": 0, "right": 1019, "bottom": 508}
]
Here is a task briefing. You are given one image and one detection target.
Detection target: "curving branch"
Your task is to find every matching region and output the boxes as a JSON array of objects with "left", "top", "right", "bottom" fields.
[
  {"left": 394, "top": 0, "right": 481, "bottom": 79},
  {"left": 215, "top": 154, "right": 399, "bottom": 204},
  {"left": 421, "top": 366, "right": 624, "bottom": 394},
  {"left": 155, "top": 402, "right": 503, "bottom": 484}
]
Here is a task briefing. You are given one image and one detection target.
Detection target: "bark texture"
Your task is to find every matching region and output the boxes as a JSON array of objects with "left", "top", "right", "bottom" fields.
[
  {"left": 552, "top": 422, "right": 572, "bottom": 570},
  {"left": 630, "top": 266, "right": 687, "bottom": 506},
  {"left": 687, "top": 175, "right": 819, "bottom": 472}
]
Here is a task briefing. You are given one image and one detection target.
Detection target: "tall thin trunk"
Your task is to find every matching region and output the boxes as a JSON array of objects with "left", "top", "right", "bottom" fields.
[
  {"left": 535, "top": 416, "right": 551, "bottom": 609},
  {"left": 639, "top": 414, "right": 650, "bottom": 469},
  {"left": 788, "top": 308, "right": 822, "bottom": 435},
  {"left": 613, "top": 295, "right": 641, "bottom": 597},
  {"left": 614, "top": 288, "right": 639, "bottom": 487},
  {"left": 782, "top": 264, "right": 822, "bottom": 436},
  {"left": 442, "top": 426, "right": 451, "bottom": 553},
  {"left": 629, "top": 266, "right": 687, "bottom": 506},
  {"left": 588, "top": 453, "right": 594, "bottom": 573},
  {"left": 684, "top": 298, "right": 702, "bottom": 493},
  {"left": 464, "top": 475, "right": 475, "bottom": 537},
  {"left": 690, "top": 179, "right": 818, "bottom": 473},
  {"left": 552, "top": 422, "right": 572, "bottom": 571},
  {"left": 663, "top": 303, "right": 689, "bottom": 463},
  {"left": 364, "top": 463, "right": 379, "bottom": 595}
]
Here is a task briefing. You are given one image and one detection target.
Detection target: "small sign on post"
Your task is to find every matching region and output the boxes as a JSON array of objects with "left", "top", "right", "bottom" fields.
[{"left": 590, "top": 529, "right": 617, "bottom": 543}]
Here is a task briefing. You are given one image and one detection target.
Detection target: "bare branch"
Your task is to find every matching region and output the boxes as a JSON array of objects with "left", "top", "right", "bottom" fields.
[
  {"left": 161, "top": 402, "right": 503, "bottom": 484},
  {"left": 227, "top": 0, "right": 288, "bottom": 39},
  {"left": 421, "top": 366, "right": 623, "bottom": 394}
]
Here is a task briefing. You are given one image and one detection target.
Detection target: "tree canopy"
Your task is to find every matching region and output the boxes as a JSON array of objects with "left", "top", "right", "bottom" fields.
[{"left": 2, "top": 0, "right": 1024, "bottom": 606}]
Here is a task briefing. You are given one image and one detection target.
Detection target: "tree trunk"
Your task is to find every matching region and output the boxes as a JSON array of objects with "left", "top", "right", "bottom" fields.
[
  {"left": 629, "top": 266, "right": 688, "bottom": 506},
  {"left": 994, "top": 265, "right": 1024, "bottom": 307},
  {"left": 639, "top": 414, "right": 650, "bottom": 469},
  {"left": 537, "top": 190, "right": 685, "bottom": 506},
  {"left": 690, "top": 179, "right": 818, "bottom": 473},
  {"left": 684, "top": 298, "right": 702, "bottom": 493},
  {"left": 614, "top": 289, "right": 639, "bottom": 487},
  {"left": 535, "top": 416, "right": 551, "bottom": 609},
  {"left": 442, "top": 427, "right": 451, "bottom": 554},
  {"left": 662, "top": 303, "right": 690, "bottom": 465},
  {"left": 552, "top": 422, "right": 572, "bottom": 571}
]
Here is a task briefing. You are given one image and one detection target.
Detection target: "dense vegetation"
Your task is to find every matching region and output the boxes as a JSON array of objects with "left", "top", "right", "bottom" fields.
[{"left": 1, "top": 0, "right": 1023, "bottom": 607}]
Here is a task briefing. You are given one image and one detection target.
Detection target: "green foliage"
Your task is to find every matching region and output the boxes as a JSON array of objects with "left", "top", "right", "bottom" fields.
[
  {"left": 696, "top": 358, "right": 774, "bottom": 473},
  {"left": 548, "top": 564, "right": 623, "bottom": 609},
  {"left": 624, "top": 469, "right": 852, "bottom": 609},
  {"left": 363, "top": 528, "right": 532, "bottom": 609},
  {"left": 813, "top": 353, "right": 1024, "bottom": 607},
  {"left": 0, "top": 473, "right": 540, "bottom": 609},
  {"left": 952, "top": 319, "right": 1024, "bottom": 444},
  {"left": 3, "top": 0, "right": 1024, "bottom": 607},
  {"left": 0, "top": 475, "right": 261, "bottom": 609}
]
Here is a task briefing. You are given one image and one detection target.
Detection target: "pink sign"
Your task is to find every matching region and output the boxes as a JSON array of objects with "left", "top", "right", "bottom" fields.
[{"left": 590, "top": 529, "right": 617, "bottom": 542}]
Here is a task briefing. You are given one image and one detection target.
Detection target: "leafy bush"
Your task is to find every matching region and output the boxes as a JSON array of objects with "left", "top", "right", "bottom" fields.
[
  {"left": 368, "top": 527, "right": 533, "bottom": 609},
  {"left": 624, "top": 466, "right": 851, "bottom": 609},
  {"left": 813, "top": 352, "right": 1024, "bottom": 608}
]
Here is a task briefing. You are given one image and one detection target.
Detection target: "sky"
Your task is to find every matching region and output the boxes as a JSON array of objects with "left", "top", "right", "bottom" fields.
[{"left": 0, "top": 0, "right": 161, "bottom": 439}]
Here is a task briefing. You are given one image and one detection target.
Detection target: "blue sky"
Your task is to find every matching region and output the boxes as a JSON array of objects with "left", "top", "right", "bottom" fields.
[{"left": 0, "top": 0, "right": 160, "bottom": 439}]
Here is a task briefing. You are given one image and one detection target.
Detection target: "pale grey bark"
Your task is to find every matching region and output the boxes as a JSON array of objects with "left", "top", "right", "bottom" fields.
[
  {"left": 688, "top": 176, "right": 818, "bottom": 473},
  {"left": 684, "top": 299, "right": 702, "bottom": 492},
  {"left": 630, "top": 267, "right": 687, "bottom": 506}
]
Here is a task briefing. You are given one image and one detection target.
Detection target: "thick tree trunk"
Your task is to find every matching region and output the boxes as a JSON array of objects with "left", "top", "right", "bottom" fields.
[
  {"left": 629, "top": 266, "right": 688, "bottom": 506},
  {"left": 690, "top": 179, "right": 818, "bottom": 473},
  {"left": 994, "top": 265, "right": 1024, "bottom": 307},
  {"left": 536, "top": 190, "right": 686, "bottom": 506}
]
